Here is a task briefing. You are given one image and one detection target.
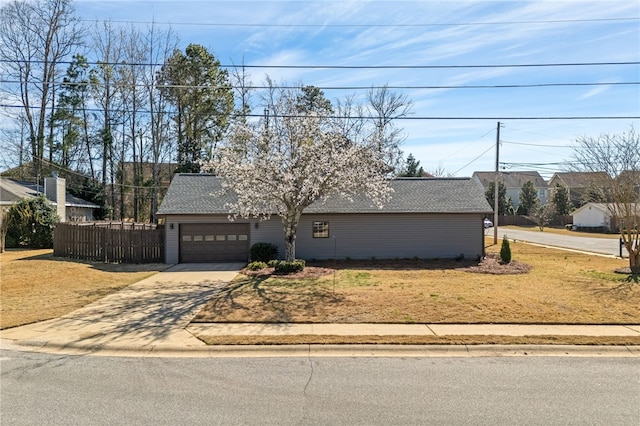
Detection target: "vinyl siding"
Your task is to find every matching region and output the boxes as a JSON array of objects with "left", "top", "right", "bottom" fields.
[
  {"left": 573, "top": 205, "right": 611, "bottom": 228},
  {"left": 295, "top": 213, "right": 484, "bottom": 260},
  {"left": 161, "top": 213, "right": 485, "bottom": 263}
]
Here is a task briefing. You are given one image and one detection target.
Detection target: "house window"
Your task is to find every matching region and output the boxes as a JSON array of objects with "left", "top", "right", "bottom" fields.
[{"left": 313, "top": 221, "right": 329, "bottom": 238}]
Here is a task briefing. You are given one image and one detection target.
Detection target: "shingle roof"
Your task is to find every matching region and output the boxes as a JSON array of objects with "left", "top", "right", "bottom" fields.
[
  {"left": 550, "top": 171, "right": 611, "bottom": 187},
  {"left": 157, "top": 174, "right": 492, "bottom": 215}
]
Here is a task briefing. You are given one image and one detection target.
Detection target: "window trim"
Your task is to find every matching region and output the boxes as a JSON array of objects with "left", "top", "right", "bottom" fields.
[{"left": 312, "top": 221, "right": 330, "bottom": 238}]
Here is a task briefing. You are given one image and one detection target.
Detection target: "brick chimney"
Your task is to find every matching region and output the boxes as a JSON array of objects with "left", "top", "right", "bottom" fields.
[{"left": 44, "top": 173, "right": 66, "bottom": 222}]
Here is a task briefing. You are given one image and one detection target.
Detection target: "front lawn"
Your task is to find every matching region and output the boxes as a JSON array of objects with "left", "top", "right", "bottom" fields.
[
  {"left": 0, "top": 249, "right": 164, "bottom": 329},
  {"left": 193, "top": 240, "right": 638, "bottom": 325}
]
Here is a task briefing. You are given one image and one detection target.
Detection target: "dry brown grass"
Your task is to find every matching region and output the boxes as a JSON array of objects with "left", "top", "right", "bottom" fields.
[
  {"left": 0, "top": 249, "right": 164, "bottom": 329},
  {"left": 198, "top": 335, "right": 640, "bottom": 346},
  {"left": 193, "top": 239, "right": 639, "bottom": 325}
]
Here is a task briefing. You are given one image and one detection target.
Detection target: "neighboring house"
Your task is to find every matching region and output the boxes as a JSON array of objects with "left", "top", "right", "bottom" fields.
[
  {"left": 157, "top": 174, "right": 492, "bottom": 264},
  {"left": 0, "top": 176, "right": 99, "bottom": 222},
  {"left": 616, "top": 170, "right": 640, "bottom": 197},
  {"left": 572, "top": 203, "right": 615, "bottom": 231},
  {"left": 472, "top": 171, "right": 548, "bottom": 209},
  {"left": 572, "top": 202, "right": 640, "bottom": 232},
  {"left": 548, "top": 172, "right": 611, "bottom": 208}
]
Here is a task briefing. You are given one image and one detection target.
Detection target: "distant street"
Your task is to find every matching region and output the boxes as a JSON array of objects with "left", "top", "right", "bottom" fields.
[
  {"left": 488, "top": 227, "right": 627, "bottom": 257},
  {"left": 2, "top": 349, "right": 639, "bottom": 425}
]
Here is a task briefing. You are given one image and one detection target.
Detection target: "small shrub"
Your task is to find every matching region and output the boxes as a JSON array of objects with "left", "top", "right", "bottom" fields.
[
  {"left": 267, "top": 259, "right": 279, "bottom": 267},
  {"left": 500, "top": 237, "right": 512, "bottom": 264},
  {"left": 274, "top": 259, "right": 305, "bottom": 274},
  {"left": 247, "top": 261, "right": 268, "bottom": 271},
  {"left": 250, "top": 242, "right": 278, "bottom": 262}
]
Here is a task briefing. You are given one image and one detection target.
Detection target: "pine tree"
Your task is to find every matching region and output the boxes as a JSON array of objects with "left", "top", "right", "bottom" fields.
[
  {"left": 500, "top": 237, "right": 512, "bottom": 264},
  {"left": 485, "top": 181, "right": 512, "bottom": 215},
  {"left": 399, "top": 153, "right": 423, "bottom": 177},
  {"left": 518, "top": 180, "right": 539, "bottom": 215},
  {"left": 552, "top": 183, "right": 573, "bottom": 215},
  {"left": 157, "top": 44, "right": 234, "bottom": 173}
]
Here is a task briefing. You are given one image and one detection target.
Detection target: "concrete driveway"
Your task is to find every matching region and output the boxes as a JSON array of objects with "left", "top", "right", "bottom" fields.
[
  {"left": 1, "top": 263, "right": 244, "bottom": 353},
  {"left": 488, "top": 227, "right": 627, "bottom": 257}
]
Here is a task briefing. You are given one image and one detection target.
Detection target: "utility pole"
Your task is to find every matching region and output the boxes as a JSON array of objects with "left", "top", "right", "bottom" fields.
[{"left": 493, "top": 121, "right": 502, "bottom": 245}]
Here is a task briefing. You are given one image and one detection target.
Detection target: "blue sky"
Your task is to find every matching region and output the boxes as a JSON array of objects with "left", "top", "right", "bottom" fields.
[{"left": 72, "top": 1, "right": 640, "bottom": 177}]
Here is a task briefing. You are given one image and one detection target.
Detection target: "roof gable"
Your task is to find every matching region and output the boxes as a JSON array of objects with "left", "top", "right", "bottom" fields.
[
  {"left": 157, "top": 174, "right": 492, "bottom": 216},
  {"left": 549, "top": 172, "right": 611, "bottom": 187}
]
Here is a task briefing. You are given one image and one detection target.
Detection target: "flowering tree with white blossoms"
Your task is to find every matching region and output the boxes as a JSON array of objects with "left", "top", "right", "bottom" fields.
[{"left": 209, "top": 85, "right": 410, "bottom": 261}]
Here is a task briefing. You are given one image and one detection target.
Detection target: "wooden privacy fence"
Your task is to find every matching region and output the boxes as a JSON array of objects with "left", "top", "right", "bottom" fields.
[{"left": 54, "top": 222, "right": 165, "bottom": 263}]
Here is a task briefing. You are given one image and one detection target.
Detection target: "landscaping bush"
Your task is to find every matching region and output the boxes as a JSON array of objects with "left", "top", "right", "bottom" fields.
[
  {"left": 6, "top": 195, "right": 59, "bottom": 249},
  {"left": 250, "top": 242, "right": 278, "bottom": 262},
  {"left": 267, "top": 259, "right": 279, "bottom": 267},
  {"left": 247, "top": 261, "right": 268, "bottom": 271},
  {"left": 500, "top": 237, "right": 512, "bottom": 264},
  {"left": 273, "top": 259, "right": 305, "bottom": 274}
]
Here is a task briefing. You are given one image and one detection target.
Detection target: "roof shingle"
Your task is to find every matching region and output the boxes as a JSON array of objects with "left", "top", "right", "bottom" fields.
[{"left": 157, "top": 174, "right": 492, "bottom": 215}]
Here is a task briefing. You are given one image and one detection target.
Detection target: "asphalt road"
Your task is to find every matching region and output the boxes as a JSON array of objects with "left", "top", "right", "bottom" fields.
[
  {"left": 2, "top": 349, "right": 638, "bottom": 425},
  {"left": 488, "top": 227, "right": 628, "bottom": 257}
]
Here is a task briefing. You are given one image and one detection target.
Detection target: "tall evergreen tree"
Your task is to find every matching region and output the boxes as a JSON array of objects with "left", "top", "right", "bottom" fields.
[
  {"left": 51, "top": 54, "right": 92, "bottom": 172},
  {"left": 552, "top": 183, "right": 573, "bottom": 215},
  {"left": 485, "top": 181, "right": 512, "bottom": 215},
  {"left": 518, "top": 180, "right": 539, "bottom": 215},
  {"left": 398, "top": 153, "right": 424, "bottom": 177},
  {"left": 157, "top": 44, "right": 234, "bottom": 173}
]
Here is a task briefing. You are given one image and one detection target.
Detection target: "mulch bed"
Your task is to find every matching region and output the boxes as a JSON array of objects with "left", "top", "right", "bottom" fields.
[
  {"left": 460, "top": 253, "right": 532, "bottom": 275},
  {"left": 240, "top": 254, "right": 532, "bottom": 279},
  {"left": 240, "top": 266, "right": 334, "bottom": 279}
]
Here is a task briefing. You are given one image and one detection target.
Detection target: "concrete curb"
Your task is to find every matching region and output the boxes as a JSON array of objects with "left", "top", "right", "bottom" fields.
[{"left": 2, "top": 338, "right": 639, "bottom": 358}]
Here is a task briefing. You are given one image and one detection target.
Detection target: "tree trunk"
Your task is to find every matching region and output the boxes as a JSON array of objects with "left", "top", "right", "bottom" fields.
[
  {"left": 285, "top": 232, "right": 296, "bottom": 262},
  {"left": 282, "top": 209, "right": 302, "bottom": 261},
  {"left": 629, "top": 250, "right": 640, "bottom": 275}
]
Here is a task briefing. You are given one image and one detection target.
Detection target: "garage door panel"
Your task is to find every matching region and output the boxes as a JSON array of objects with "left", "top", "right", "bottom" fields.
[{"left": 180, "top": 223, "right": 249, "bottom": 262}]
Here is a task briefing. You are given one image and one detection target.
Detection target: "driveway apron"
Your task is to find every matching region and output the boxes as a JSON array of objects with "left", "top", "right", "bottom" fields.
[{"left": 1, "top": 263, "right": 243, "bottom": 352}]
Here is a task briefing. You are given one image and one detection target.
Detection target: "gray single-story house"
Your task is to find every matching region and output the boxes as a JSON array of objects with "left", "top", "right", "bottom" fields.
[{"left": 156, "top": 174, "right": 493, "bottom": 264}]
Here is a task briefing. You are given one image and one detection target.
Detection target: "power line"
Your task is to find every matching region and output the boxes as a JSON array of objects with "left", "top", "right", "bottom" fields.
[
  {"left": 2, "top": 79, "right": 637, "bottom": 91},
  {"left": 1, "top": 59, "right": 638, "bottom": 69},
  {"left": 453, "top": 142, "right": 496, "bottom": 175},
  {"left": 1, "top": 104, "right": 638, "bottom": 120},
  {"left": 77, "top": 16, "right": 639, "bottom": 28},
  {"left": 502, "top": 140, "right": 573, "bottom": 148}
]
